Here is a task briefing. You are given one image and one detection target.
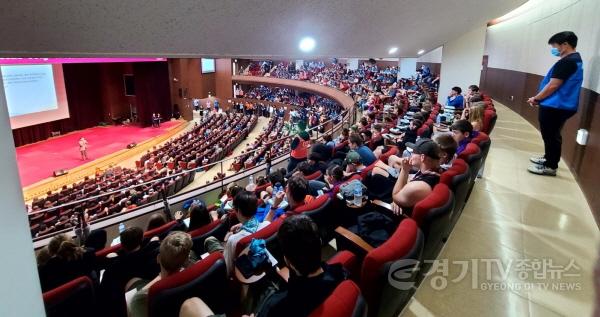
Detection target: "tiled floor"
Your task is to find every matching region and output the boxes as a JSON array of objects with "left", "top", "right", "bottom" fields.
[{"left": 400, "top": 102, "right": 599, "bottom": 317}]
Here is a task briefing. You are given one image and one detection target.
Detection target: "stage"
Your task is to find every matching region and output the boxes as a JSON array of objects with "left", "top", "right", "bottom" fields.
[{"left": 18, "top": 120, "right": 188, "bottom": 200}]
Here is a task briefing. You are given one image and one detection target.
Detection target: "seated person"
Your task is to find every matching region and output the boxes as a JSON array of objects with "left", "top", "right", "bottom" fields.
[
  {"left": 261, "top": 176, "right": 315, "bottom": 222},
  {"left": 433, "top": 133, "right": 458, "bottom": 171},
  {"left": 128, "top": 232, "right": 194, "bottom": 317},
  {"left": 390, "top": 139, "right": 443, "bottom": 215},
  {"left": 343, "top": 150, "right": 367, "bottom": 179},
  {"left": 38, "top": 234, "right": 98, "bottom": 292},
  {"left": 204, "top": 191, "right": 270, "bottom": 275},
  {"left": 348, "top": 133, "right": 377, "bottom": 166},
  {"left": 187, "top": 200, "right": 217, "bottom": 232},
  {"left": 100, "top": 227, "right": 160, "bottom": 316},
  {"left": 450, "top": 119, "right": 479, "bottom": 156},
  {"left": 395, "top": 119, "right": 421, "bottom": 151},
  {"left": 146, "top": 213, "right": 168, "bottom": 231},
  {"left": 256, "top": 215, "right": 348, "bottom": 317},
  {"left": 371, "top": 123, "right": 385, "bottom": 148},
  {"left": 445, "top": 86, "right": 464, "bottom": 109},
  {"left": 217, "top": 184, "right": 243, "bottom": 216}
]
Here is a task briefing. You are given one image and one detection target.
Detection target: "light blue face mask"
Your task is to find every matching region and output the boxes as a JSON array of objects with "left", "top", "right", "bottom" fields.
[{"left": 551, "top": 47, "right": 561, "bottom": 57}]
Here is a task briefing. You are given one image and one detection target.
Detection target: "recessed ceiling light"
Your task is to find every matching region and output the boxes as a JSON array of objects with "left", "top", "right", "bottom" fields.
[
  {"left": 388, "top": 47, "right": 398, "bottom": 54},
  {"left": 299, "top": 37, "right": 316, "bottom": 52},
  {"left": 417, "top": 49, "right": 425, "bottom": 55}
]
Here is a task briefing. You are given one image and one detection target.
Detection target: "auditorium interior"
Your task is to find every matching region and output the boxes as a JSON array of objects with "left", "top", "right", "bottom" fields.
[{"left": 1, "top": 0, "right": 599, "bottom": 316}]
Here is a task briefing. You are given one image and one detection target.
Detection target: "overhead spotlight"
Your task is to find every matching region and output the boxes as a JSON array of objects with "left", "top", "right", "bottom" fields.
[
  {"left": 299, "top": 37, "right": 316, "bottom": 52},
  {"left": 418, "top": 49, "right": 425, "bottom": 55},
  {"left": 388, "top": 47, "right": 398, "bottom": 54}
]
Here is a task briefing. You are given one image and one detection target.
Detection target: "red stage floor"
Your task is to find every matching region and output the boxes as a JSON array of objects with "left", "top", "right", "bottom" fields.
[{"left": 16, "top": 121, "right": 181, "bottom": 187}]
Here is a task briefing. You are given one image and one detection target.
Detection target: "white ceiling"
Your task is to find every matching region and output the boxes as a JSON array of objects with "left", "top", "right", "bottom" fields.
[{"left": 0, "top": 0, "right": 526, "bottom": 58}]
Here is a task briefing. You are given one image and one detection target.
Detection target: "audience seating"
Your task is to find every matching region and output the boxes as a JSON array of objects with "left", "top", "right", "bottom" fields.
[
  {"left": 440, "top": 159, "right": 471, "bottom": 226},
  {"left": 308, "top": 280, "right": 367, "bottom": 317},
  {"left": 147, "top": 252, "right": 229, "bottom": 317},
  {"left": 335, "top": 218, "right": 424, "bottom": 317},
  {"left": 410, "top": 183, "right": 455, "bottom": 264},
  {"left": 43, "top": 276, "right": 97, "bottom": 317}
]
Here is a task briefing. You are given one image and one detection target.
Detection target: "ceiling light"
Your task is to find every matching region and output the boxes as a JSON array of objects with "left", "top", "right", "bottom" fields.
[
  {"left": 388, "top": 47, "right": 398, "bottom": 54},
  {"left": 417, "top": 49, "right": 425, "bottom": 55},
  {"left": 299, "top": 37, "right": 316, "bottom": 52}
]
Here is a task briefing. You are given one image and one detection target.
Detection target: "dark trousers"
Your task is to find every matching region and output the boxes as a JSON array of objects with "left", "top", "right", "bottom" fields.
[{"left": 538, "top": 106, "right": 576, "bottom": 169}]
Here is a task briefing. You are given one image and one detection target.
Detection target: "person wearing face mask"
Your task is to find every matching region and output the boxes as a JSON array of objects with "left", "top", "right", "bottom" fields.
[{"left": 527, "top": 31, "right": 583, "bottom": 176}]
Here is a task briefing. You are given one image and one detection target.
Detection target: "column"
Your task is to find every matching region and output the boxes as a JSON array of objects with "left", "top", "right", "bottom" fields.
[{"left": 0, "top": 68, "right": 46, "bottom": 316}]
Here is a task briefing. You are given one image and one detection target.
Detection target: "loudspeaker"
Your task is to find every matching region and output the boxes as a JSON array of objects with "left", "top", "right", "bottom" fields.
[
  {"left": 53, "top": 169, "right": 68, "bottom": 177},
  {"left": 127, "top": 142, "right": 137, "bottom": 149}
]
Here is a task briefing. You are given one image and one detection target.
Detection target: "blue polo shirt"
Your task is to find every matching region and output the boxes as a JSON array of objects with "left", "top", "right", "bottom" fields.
[{"left": 356, "top": 145, "right": 377, "bottom": 166}]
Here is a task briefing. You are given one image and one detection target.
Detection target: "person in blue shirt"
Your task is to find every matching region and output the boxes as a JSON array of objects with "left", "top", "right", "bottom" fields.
[
  {"left": 446, "top": 87, "right": 464, "bottom": 109},
  {"left": 348, "top": 133, "right": 376, "bottom": 166},
  {"left": 527, "top": 31, "right": 583, "bottom": 176}
]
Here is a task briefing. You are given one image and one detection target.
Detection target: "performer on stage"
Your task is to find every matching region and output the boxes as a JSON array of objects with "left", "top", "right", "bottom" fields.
[{"left": 79, "top": 137, "right": 89, "bottom": 160}]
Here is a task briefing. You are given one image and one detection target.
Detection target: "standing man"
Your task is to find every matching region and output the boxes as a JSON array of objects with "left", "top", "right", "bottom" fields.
[
  {"left": 79, "top": 137, "right": 89, "bottom": 160},
  {"left": 527, "top": 31, "right": 583, "bottom": 176}
]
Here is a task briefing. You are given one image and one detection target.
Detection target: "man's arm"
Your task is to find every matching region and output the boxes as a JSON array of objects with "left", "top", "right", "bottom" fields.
[
  {"left": 529, "top": 78, "right": 564, "bottom": 103},
  {"left": 393, "top": 181, "right": 432, "bottom": 208}
]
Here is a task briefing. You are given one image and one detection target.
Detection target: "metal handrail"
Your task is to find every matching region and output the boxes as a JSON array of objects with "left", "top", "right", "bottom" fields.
[{"left": 28, "top": 108, "right": 352, "bottom": 217}]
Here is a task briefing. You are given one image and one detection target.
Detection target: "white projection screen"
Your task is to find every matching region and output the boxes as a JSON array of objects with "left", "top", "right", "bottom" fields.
[{"left": 1, "top": 63, "right": 70, "bottom": 129}]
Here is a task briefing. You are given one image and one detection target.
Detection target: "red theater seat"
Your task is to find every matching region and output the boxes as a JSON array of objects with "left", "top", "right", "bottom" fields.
[
  {"left": 308, "top": 280, "right": 367, "bottom": 317},
  {"left": 305, "top": 170, "right": 323, "bottom": 181},
  {"left": 143, "top": 220, "right": 178, "bottom": 240},
  {"left": 147, "top": 253, "right": 229, "bottom": 317},
  {"left": 482, "top": 109, "right": 497, "bottom": 134},
  {"left": 43, "top": 276, "right": 97, "bottom": 317},
  {"left": 335, "top": 218, "right": 423, "bottom": 317},
  {"left": 411, "top": 183, "right": 454, "bottom": 262},
  {"left": 235, "top": 218, "right": 283, "bottom": 261},
  {"left": 379, "top": 146, "right": 398, "bottom": 164}
]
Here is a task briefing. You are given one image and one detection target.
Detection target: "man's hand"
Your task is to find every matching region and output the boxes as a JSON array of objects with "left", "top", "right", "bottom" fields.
[
  {"left": 527, "top": 97, "right": 539, "bottom": 107},
  {"left": 229, "top": 223, "right": 242, "bottom": 233},
  {"left": 174, "top": 210, "right": 184, "bottom": 221},
  {"left": 391, "top": 202, "right": 403, "bottom": 216},
  {"left": 400, "top": 157, "right": 411, "bottom": 171}
]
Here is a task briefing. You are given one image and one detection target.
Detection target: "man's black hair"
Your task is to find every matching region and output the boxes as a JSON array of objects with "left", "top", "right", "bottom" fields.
[
  {"left": 286, "top": 175, "right": 309, "bottom": 203},
  {"left": 120, "top": 227, "right": 144, "bottom": 252},
  {"left": 233, "top": 190, "right": 258, "bottom": 218},
  {"left": 450, "top": 119, "right": 474, "bottom": 136},
  {"left": 548, "top": 31, "right": 578, "bottom": 48},
  {"left": 278, "top": 215, "right": 321, "bottom": 276},
  {"left": 349, "top": 133, "right": 363, "bottom": 146},
  {"left": 452, "top": 86, "right": 462, "bottom": 94}
]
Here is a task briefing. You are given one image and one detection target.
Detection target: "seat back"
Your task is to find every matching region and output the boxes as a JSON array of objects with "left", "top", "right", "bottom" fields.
[
  {"left": 305, "top": 170, "right": 323, "bottom": 181},
  {"left": 190, "top": 219, "right": 230, "bottom": 255},
  {"left": 482, "top": 110, "right": 497, "bottom": 135},
  {"left": 471, "top": 132, "right": 491, "bottom": 164},
  {"left": 308, "top": 280, "right": 367, "bottom": 317},
  {"left": 360, "top": 218, "right": 423, "bottom": 317},
  {"left": 379, "top": 146, "right": 398, "bottom": 165},
  {"left": 411, "top": 183, "right": 455, "bottom": 263},
  {"left": 235, "top": 218, "right": 283, "bottom": 257},
  {"left": 43, "top": 276, "right": 96, "bottom": 317},
  {"left": 440, "top": 159, "right": 470, "bottom": 224},
  {"left": 147, "top": 253, "right": 228, "bottom": 317},
  {"left": 144, "top": 220, "right": 178, "bottom": 240},
  {"left": 457, "top": 143, "right": 483, "bottom": 191},
  {"left": 295, "top": 195, "right": 333, "bottom": 242}
]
